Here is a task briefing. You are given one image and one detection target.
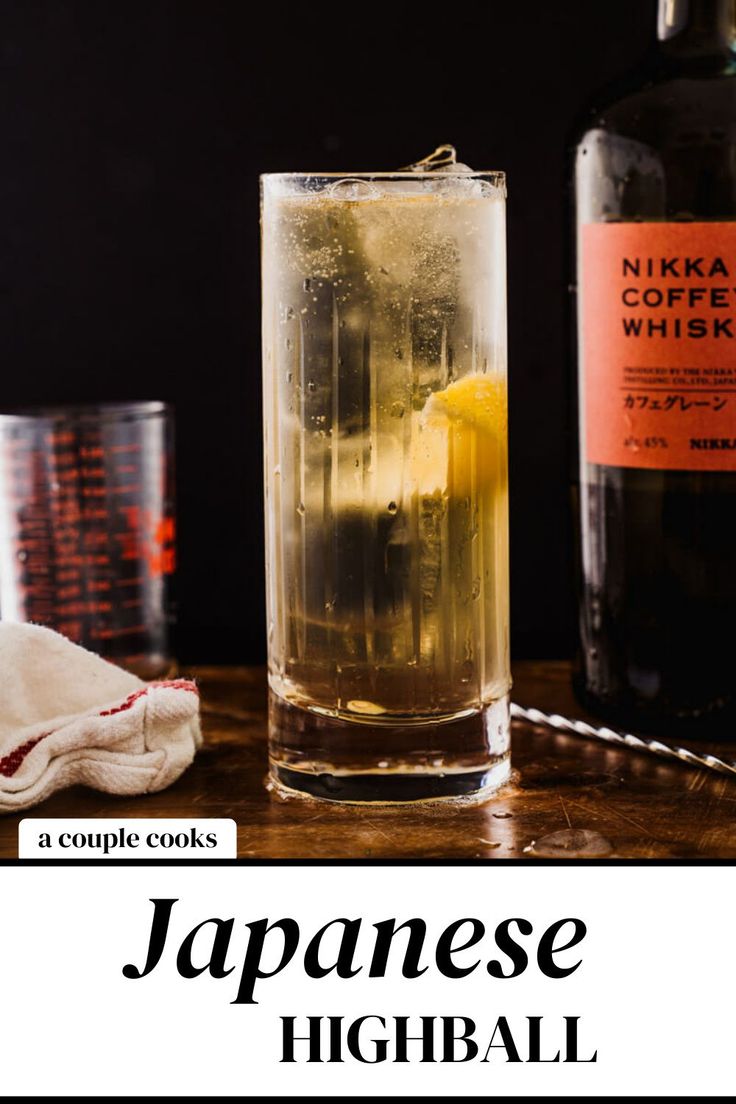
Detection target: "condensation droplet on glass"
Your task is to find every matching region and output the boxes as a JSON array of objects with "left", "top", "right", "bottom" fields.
[
  {"left": 390, "top": 402, "right": 405, "bottom": 419},
  {"left": 17, "top": 549, "right": 28, "bottom": 562},
  {"left": 492, "top": 811, "right": 512, "bottom": 819},
  {"left": 303, "top": 278, "right": 312, "bottom": 292},
  {"left": 387, "top": 501, "right": 398, "bottom": 515},
  {"left": 394, "top": 348, "right": 403, "bottom": 360},
  {"left": 460, "top": 659, "right": 474, "bottom": 683},
  {"left": 307, "top": 380, "right": 316, "bottom": 393},
  {"left": 471, "top": 577, "right": 481, "bottom": 600},
  {"left": 296, "top": 501, "right": 306, "bottom": 517},
  {"left": 286, "top": 306, "right": 295, "bottom": 320}
]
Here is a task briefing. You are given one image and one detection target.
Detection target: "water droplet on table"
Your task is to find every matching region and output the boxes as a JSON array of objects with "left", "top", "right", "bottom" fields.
[{"left": 528, "top": 829, "right": 613, "bottom": 857}]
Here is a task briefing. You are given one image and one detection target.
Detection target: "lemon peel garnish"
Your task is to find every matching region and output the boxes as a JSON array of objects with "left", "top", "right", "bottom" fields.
[
  {"left": 421, "top": 374, "right": 507, "bottom": 436},
  {"left": 409, "top": 373, "right": 507, "bottom": 497}
]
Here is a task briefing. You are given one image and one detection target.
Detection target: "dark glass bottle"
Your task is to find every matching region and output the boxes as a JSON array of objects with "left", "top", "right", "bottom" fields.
[{"left": 573, "top": 0, "right": 736, "bottom": 736}]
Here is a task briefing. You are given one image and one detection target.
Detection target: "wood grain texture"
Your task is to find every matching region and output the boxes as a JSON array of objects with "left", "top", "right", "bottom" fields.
[{"left": 2, "top": 661, "right": 735, "bottom": 859}]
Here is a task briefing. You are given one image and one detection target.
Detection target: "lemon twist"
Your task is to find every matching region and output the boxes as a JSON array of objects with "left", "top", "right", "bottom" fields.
[{"left": 410, "top": 374, "right": 507, "bottom": 497}]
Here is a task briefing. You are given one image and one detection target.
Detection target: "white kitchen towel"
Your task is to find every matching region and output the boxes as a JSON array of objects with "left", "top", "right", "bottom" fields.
[{"left": 0, "top": 622, "right": 201, "bottom": 812}]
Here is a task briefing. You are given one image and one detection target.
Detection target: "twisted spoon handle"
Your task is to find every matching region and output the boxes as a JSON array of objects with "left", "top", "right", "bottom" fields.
[{"left": 510, "top": 702, "right": 736, "bottom": 779}]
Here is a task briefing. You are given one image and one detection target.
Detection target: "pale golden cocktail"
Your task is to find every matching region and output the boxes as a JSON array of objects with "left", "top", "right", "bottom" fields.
[{"left": 261, "top": 164, "right": 509, "bottom": 801}]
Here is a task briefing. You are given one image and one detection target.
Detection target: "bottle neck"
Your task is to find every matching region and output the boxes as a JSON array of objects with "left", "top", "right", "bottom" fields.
[{"left": 658, "top": 0, "right": 736, "bottom": 63}]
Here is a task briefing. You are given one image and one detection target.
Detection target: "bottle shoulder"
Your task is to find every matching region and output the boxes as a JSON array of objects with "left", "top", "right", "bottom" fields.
[
  {"left": 573, "top": 64, "right": 736, "bottom": 221},
  {"left": 574, "top": 66, "right": 736, "bottom": 147}
]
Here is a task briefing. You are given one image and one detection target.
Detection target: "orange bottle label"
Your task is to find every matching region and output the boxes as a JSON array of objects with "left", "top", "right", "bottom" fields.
[{"left": 581, "top": 222, "right": 736, "bottom": 470}]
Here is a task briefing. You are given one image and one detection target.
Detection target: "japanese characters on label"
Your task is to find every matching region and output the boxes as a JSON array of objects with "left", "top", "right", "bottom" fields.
[{"left": 581, "top": 222, "right": 736, "bottom": 471}]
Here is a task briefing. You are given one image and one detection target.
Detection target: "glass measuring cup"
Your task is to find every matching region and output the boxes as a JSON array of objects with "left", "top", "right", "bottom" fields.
[{"left": 0, "top": 401, "right": 175, "bottom": 678}]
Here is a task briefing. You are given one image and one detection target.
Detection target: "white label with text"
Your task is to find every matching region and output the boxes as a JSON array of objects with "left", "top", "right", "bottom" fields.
[{"left": 17, "top": 818, "right": 237, "bottom": 858}]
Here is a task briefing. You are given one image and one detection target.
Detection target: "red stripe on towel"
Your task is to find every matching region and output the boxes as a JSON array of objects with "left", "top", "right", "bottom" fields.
[
  {"left": 0, "top": 679, "right": 199, "bottom": 778},
  {"left": 0, "top": 734, "right": 51, "bottom": 778},
  {"left": 98, "top": 679, "right": 199, "bottom": 716}
]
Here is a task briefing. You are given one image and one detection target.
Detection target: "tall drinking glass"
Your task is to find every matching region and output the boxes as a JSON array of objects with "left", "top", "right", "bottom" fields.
[{"left": 261, "top": 168, "right": 509, "bottom": 802}]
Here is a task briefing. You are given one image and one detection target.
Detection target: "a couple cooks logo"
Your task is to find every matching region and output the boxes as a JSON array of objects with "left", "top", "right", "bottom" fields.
[{"left": 121, "top": 899, "right": 597, "bottom": 1065}]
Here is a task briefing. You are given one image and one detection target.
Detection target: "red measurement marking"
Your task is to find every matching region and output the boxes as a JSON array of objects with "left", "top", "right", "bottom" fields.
[
  {"left": 54, "top": 554, "right": 110, "bottom": 567},
  {"left": 24, "top": 582, "right": 54, "bottom": 597},
  {"left": 92, "top": 624, "right": 147, "bottom": 639},
  {"left": 53, "top": 600, "right": 113, "bottom": 616},
  {"left": 119, "top": 534, "right": 145, "bottom": 561},
  {"left": 82, "top": 531, "right": 108, "bottom": 548},
  {"left": 147, "top": 547, "right": 175, "bottom": 577},
  {"left": 15, "top": 538, "right": 49, "bottom": 552},
  {"left": 57, "top": 585, "right": 82, "bottom": 601},
  {"left": 155, "top": 517, "right": 176, "bottom": 544},
  {"left": 120, "top": 505, "right": 139, "bottom": 527},
  {"left": 55, "top": 527, "right": 81, "bottom": 543}
]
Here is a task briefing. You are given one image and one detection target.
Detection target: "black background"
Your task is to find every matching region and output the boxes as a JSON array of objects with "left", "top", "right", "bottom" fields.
[{"left": 0, "top": 0, "right": 657, "bottom": 664}]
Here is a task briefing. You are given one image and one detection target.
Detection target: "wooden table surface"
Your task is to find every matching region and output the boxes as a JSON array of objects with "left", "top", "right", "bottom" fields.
[{"left": 3, "top": 661, "right": 736, "bottom": 859}]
